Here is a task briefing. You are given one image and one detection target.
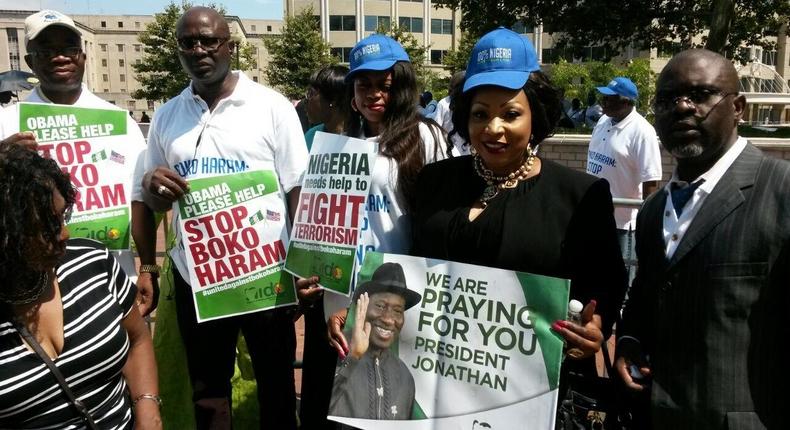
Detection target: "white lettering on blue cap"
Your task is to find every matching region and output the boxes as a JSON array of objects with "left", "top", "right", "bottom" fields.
[
  {"left": 354, "top": 43, "right": 381, "bottom": 61},
  {"left": 477, "top": 47, "right": 512, "bottom": 65},
  {"left": 609, "top": 80, "right": 618, "bottom": 87}
]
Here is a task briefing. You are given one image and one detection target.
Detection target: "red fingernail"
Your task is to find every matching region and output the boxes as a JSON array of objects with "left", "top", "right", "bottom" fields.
[
  {"left": 590, "top": 299, "right": 597, "bottom": 307},
  {"left": 338, "top": 350, "right": 346, "bottom": 360},
  {"left": 556, "top": 320, "right": 567, "bottom": 328},
  {"left": 551, "top": 322, "right": 563, "bottom": 332}
]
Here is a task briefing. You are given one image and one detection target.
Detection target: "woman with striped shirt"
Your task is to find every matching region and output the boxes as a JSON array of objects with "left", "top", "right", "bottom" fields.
[{"left": 0, "top": 144, "right": 161, "bottom": 429}]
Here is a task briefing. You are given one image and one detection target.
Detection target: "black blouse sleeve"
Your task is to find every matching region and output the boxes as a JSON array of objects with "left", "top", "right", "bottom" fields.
[{"left": 562, "top": 178, "right": 628, "bottom": 339}]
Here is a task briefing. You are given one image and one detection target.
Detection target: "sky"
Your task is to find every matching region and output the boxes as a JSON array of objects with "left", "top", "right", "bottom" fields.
[{"left": 0, "top": 0, "right": 284, "bottom": 20}]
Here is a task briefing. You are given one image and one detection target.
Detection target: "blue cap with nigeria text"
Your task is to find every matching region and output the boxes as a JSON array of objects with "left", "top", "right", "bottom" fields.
[
  {"left": 463, "top": 27, "right": 540, "bottom": 93},
  {"left": 346, "top": 34, "right": 410, "bottom": 82}
]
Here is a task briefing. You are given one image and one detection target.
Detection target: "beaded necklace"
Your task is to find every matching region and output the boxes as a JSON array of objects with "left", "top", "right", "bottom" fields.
[{"left": 473, "top": 148, "right": 537, "bottom": 208}]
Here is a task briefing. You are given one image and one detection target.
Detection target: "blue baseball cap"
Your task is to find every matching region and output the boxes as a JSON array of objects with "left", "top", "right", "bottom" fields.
[
  {"left": 463, "top": 27, "right": 541, "bottom": 93},
  {"left": 596, "top": 77, "right": 638, "bottom": 100},
  {"left": 346, "top": 34, "right": 410, "bottom": 82}
]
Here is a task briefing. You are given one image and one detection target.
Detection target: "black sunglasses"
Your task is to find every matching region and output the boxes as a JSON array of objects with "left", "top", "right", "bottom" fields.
[{"left": 176, "top": 36, "right": 229, "bottom": 52}]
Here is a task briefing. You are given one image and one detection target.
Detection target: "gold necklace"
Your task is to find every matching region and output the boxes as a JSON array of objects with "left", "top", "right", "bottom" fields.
[{"left": 474, "top": 150, "right": 536, "bottom": 208}]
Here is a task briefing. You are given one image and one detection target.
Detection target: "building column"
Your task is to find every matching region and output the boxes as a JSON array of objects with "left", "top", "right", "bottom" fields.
[
  {"left": 321, "top": 0, "right": 329, "bottom": 41},
  {"left": 536, "top": 24, "right": 543, "bottom": 64},
  {"left": 357, "top": 0, "right": 364, "bottom": 42}
]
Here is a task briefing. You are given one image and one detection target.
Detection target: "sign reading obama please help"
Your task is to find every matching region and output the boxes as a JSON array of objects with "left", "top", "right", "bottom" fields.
[
  {"left": 19, "top": 102, "right": 138, "bottom": 250},
  {"left": 285, "top": 132, "right": 376, "bottom": 296},
  {"left": 178, "top": 170, "right": 295, "bottom": 322},
  {"left": 329, "top": 252, "right": 569, "bottom": 430}
]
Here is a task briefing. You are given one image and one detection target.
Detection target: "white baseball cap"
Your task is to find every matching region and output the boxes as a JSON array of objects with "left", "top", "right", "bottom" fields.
[{"left": 24, "top": 10, "right": 81, "bottom": 47}]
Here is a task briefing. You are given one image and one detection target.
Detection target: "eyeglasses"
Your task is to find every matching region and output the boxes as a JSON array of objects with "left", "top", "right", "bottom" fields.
[
  {"left": 177, "top": 36, "right": 229, "bottom": 52},
  {"left": 27, "top": 46, "right": 82, "bottom": 60},
  {"left": 654, "top": 88, "right": 737, "bottom": 112}
]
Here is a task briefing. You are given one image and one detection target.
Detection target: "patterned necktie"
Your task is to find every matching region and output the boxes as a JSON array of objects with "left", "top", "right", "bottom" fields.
[{"left": 670, "top": 179, "right": 704, "bottom": 217}]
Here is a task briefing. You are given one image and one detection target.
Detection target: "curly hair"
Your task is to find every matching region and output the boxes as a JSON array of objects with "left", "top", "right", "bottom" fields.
[
  {"left": 345, "top": 61, "right": 445, "bottom": 210},
  {"left": 0, "top": 144, "right": 76, "bottom": 300},
  {"left": 450, "top": 71, "right": 563, "bottom": 152}
]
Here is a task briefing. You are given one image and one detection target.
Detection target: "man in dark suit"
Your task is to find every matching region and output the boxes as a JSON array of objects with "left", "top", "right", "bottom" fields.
[{"left": 616, "top": 49, "right": 790, "bottom": 430}]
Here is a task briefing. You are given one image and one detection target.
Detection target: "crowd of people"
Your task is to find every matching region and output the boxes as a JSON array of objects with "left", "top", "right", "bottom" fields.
[{"left": 0, "top": 6, "right": 786, "bottom": 430}]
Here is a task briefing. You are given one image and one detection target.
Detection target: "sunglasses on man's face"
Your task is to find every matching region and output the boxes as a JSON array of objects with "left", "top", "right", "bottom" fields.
[{"left": 176, "top": 36, "right": 229, "bottom": 52}]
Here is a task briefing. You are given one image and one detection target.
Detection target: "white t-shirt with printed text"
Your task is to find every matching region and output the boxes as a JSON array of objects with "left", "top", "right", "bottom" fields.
[
  {"left": 586, "top": 108, "right": 662, "bottom": 229},
  {"left": 145, "top": 72, "right": 309, "bottom": 281}
]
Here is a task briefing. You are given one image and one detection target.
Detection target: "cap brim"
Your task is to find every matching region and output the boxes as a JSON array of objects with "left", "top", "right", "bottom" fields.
[
  {"left": 345, "top": 59, "right": 398, "bottom": 82},
  {"left": 596, "top": 86, "right": 617, "bottom": 95},
  {"left": 27, "top": 23, "right": 81, "bottom": 44},
  {"left": 354, "top": 281, "right": 422, "bottom": 310},
  {"left": 463, "top": 70, "right": 530, "bottom": 93}
]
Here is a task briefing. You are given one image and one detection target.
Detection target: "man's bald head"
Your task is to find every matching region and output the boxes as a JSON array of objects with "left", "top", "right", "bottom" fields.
[
  {"left": 659, "top": 49, "right": 739, "bottom": 93},
  {"left": 176, "top": 6, "right": 230, "bottom": 39}
]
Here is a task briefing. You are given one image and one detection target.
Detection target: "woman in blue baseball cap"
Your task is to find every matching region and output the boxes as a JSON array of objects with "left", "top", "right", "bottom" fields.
[
  {"left": 305, "top": 33, "right": 448, "bottom": 424},
  {"left": 411, "top": 28, "right": 627, "bottom": 378}
]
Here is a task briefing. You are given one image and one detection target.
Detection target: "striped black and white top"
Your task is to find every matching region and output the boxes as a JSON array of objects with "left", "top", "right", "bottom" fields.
[{"left": 0, "top": 238, "right": 137, "bottom": 429}]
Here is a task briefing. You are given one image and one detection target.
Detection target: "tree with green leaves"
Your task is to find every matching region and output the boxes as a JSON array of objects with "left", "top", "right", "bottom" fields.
[
  {"left": 441, "top": 31, "right": 476, "bottom": 75},
  {"left": 263, "top": 6, "right": 335, "bottom": 100},
  {"left": 549, "top": 59, "right": 655, "bottom": 117},
  {"left": 432, "top": 0, "right": 790, "bottom": 62},
  {"left": 132, "top": 1, "right": 256, "bottom": 102}
]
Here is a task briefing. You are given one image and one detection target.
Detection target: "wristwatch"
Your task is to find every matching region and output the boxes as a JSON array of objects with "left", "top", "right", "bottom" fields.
[{"left": 139, "top": 264, "right": 160, "bottom": 277}]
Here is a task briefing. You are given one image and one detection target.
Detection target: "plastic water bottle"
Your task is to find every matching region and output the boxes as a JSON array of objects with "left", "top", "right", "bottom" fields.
[{"left": 568, "top": 299, "right": 583, "bottom": 325}]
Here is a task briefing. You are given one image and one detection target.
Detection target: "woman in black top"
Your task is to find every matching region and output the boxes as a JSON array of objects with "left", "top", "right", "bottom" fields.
[{"left": 411, "top": 27, "right": 627, "bottom": 374}]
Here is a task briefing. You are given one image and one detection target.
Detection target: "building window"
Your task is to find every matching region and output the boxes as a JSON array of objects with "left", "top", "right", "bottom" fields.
[
  {"left": 431, "top": 19, "right": 453, "bottom": 35},
  {"left": 511, "top": 21, "right": 534, "bottom": 34},
  {"left": 253, "top": 76, "right": 259, "bottom": 82},
  {"left": 329, "top": 15, "right": 356, "bottom": 31},
  {"left": 101, "top": 58, "right": 107, "bottom": 67},
  {"left": 251, "top": 24, "right": 256, "bottom": 32},
  {"left": 134, "top": 44, "right": 141, "bottom": 52},
  {"left": 118, "top": 21, "right": 123, "bottom": 28},
  {"left": 398, "top": 17, "right": 423, "bottom": 33},
  {"left": 102, "top": 74, "right": 109, "bottom": 82},
  {"left": 120, "top": 74, "right": 126, "bottom": 82},
  {"left": 127, "top": 101, "right": 135, "bottom": 110},
  {"left": 135, "top": 21, "right": 140, "bottom": 29},
  {"left": 6, "top": 28, "right": 20, "bottom": 70},
  {"left": 101, "top": 21, "right": 106, "bottom": 28},
  {"left": 104, "top": 89, "right": 109, "bottom": 93},
  {"left": 100, "top": 44, "right": 107, "bottom": 52},
  {"left": 120, "top": 88, "right": 126, "bottom": 93},
  {"left": 267, "top": 25, "right": 272, "bottom": 32},
  {"left": 330, "top": 47, "right": 353, "bottom": 63},
  {"left": 117, "top": 44, "right": 124, "bottom": 52},
  {"left": 762, "top": 50, "right": 777, "bottom": 66},
  {"left": 401, "top": 0, "right": 423, "bottom": 2},
  {"left": 365, "top": 15, "right": 391, "bottom": 31},
  {"left": 136, "top": 59, "right": 142, "bottom": 65},
  {"left": 148, "top": 100, "right": 155, "bottom": 110},
  {"left": 430, "top": 50, "right": 447, "bottom": 64},
  {"left": 118, "top": 59, "right": 124, "bottom": 67}
]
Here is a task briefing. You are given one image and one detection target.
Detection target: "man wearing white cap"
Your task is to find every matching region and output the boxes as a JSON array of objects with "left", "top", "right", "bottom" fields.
[
  {"left": 0, "top": 10, "right": 160, "bottom": 315},
  {"left": 586, "top": 76, "right": 662, "bottom": 281}
]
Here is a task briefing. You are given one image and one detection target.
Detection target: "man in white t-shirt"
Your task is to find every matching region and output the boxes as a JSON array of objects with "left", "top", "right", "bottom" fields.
[
  {"left": 586, "top": 77, "right": 662, "bottom": 278},
  {"left": 140, "top": 7, "right": 308, "bottom": 429},
  {"left": 0, "top": 10, "right": 159, "bottom": 316}
]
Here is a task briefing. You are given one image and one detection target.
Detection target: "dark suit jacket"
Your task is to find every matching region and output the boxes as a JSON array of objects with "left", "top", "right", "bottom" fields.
[{"left": 620, "top": 143, "right": 790, "bottom": 430}]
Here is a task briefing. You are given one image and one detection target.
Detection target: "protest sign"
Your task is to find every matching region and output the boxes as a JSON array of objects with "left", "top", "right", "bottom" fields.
[
  {"left": 19, "top": 102, "right": 138, "bottom": 250},
  {"left": 329, "top": 252, "right": 569, "bottom": 429},
  {"left": 178, "top": 170, "right": 295, "bottom": 322},
  {"left": 284, "top": 131, "right": 376, "bottom": 296}
]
